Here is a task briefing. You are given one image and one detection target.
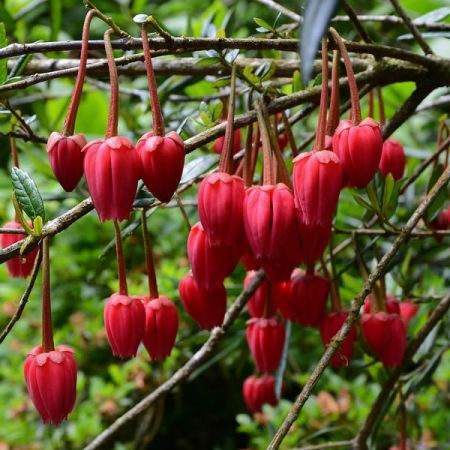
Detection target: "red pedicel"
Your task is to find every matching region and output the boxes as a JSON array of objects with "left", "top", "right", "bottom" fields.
[
  {"left": 104, "top": 293, "right": 145, "bottom": 359},
  {"left": 242, "top": 374, "right": 278, "bottom": 413},
  {"left": 244, "top": 271, "right": 279, "bottom": 318},
  {"left": 24, "top": 345, "right": 77, "bottom": 424}
]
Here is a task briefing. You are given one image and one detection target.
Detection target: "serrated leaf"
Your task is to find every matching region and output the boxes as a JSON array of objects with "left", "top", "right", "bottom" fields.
[
  {"left": 414, "top": 7, "right": 450, "bottom": 24},
  {"left": 382, "top": 173, "right": 395, "bottom": 211},
  {"left": 180, "top": 154, "right": 218, "bottom": 184},
  {"left": 353, "top": 194, "right": 373, "bottom": 211},
  {"left": 0, "top": 23, "right": 7, "bottom": 84},
  {"left": 11, "top": 167, "right": 45, "bottom": 221},
  {"left": 254, "top": 17, "right": 275, "bottom": 32},
  {"left": 300, "top": 0, "right": 340, "bottom": 84}
]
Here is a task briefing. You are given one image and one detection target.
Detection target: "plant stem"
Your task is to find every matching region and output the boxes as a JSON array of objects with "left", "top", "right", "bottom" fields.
[
  {"left": 41, "top": 238, "right": 55, "bottom": 352},
  {"left": 368, "top": 89, "right": 374, "bottom": 118},
  {"left": 313, "top": 38, "right": 328, "bottom": 151},
  {"left": 256, "top": 101, "right": 275, "bottom": 185},
  {"left": 243, "top": 123, "right": 254, "bottom": 187},
  {"left": 63, "top": 9, "right": 96, "bottom": 136},
  {"left": 326, "top": 50, "right": 341, "bottom": 136},
  {"left": 113, "top": 221, "right": 128, "bottom": 295},
  {"left": 141, "top": 209, "right": 159, "bottom": 299},
  {"left": 329, "top": 28, "right": 361, "bottom": 124},
  {"left": 104, "top": 29, "right": 119, "bottom": 139},
  {"left": 218, "top": 65, "right": 237, "bottom": 174},
  {"left": 10, "top": 138, "right": 19, "bottom": 168},
  {"left": 377, "top": 87, "right": 385, "bottom": 126},
  {"left": 141, "top": 23, "right": 165, "bottom": 136},
  {"left": 280, "top": 111, "right": 298, "bottom": 157}
]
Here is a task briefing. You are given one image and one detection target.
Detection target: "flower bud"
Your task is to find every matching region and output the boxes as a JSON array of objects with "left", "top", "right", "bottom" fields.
[
  {"left": 198, "top": 172, "right": 245, "bottom": 247},
  {"left": 187, "top": 222, "right": 241, "bottom": 289},
  {"left": 178, "top": 273, "right": 226, "bottom": 330},
  {"left": 24, "top": 345, "right": 77, "bottom": 424},
  {"left": 47, "top": 132, "right": 87, "bottom": 192},
  {"left": 332, "top": 118, "right": 383, "bottom": 188},
  {"left": 246, "top": 317, "right": 285, "bottom": 373},
  {"left": 1, "top": 221, "right": 38, "bottom": 278},
  {"left": 242, "top": 374, "right": 278, "bottom": 413},
  {"left": 379, "top": 138, "right": 406, "bottom": 181},
  {"left": 104, "top": 293, "right": 145, "bottom": 359},
  {"left": 244, "top": 271, "right": 279, "bottom": 318},
  {"left": 142, "top": 296, "right": 178, "bottom": 361},
  {"left": 83, "top": 136, "right": 139, "bottom": 221},
  {"left": 214, "top": 125, "right": 241, "bottom": 155},
  {"left": 137, "top": 131, "right": 185, "bottom": 203},
  {"left": 399, "top": 300, "right": 418, "bottom": 326},
  {"left": 320, "top": 312, "right": 357, "bottom": 368},
  {"left": 296, "top": 222, "right": 332, "bottom": 265}
]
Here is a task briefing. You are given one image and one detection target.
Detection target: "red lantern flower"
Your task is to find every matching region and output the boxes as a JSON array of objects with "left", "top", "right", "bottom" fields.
[
  {"left": 242, "top": 374, "right": 278, "bottom": 413},
  {"left": 399, "top": 300, "right": 419, "bottom": 326},
  {"left": 246, "top": 317, "right": 285, "bottom": 373},
  {"left": 24, "top": 345, "right": 77, "bottom": 424},
  {"left": 214, "top": 124, "right": 241, "bottom": 155},
  {"left": 243, "top": 183, "right": 301, "bottom": 281},
  {"left": 241, "top": 235, "right": 261, "bottom": 271},
  {"left": 178, "top": 273, "right": 227, "bottom": 330},
  {"left": 187, "top": 222, "right": 241, "bottom": 289},
  {"left": 1, "top": 221, "right": 38, "bottom": 278},
  {"left": 136, "top": 131, "right": 185, "bottom": 203},
  {"left": 379, "top": 138, "right": 406, "bottom": 181},
  {"left": 83, "top": 136, "right": 139, "bottom": 221},
  {"left": 332, "top": 118, "right": 383, "bottom": 188},
  {"left": 47, "top": 133, "right": 87, "bottom": 192},
  {"left": 361, "top": 312, "right": 406, "bottom": 368},
  {"left": 104, "top": 293, "right": 145, "bottom": 359},
  {"left": 320, "top": 312, "right": 357, "bottom": 368},
  {"left": 142, "top": 296, "right": 178, "bottom": 361},
  {"left": 363, "top": 294, "right": 400, "bottom": 314},
  {"left": 244, "top": 271, "right": 279, "bottom": 318},
  {"left": 198, "top": 172, "right": 245, "bottom": 247},
  {"left": 296, "top": 222, "right": 332, "bottom": 265}
]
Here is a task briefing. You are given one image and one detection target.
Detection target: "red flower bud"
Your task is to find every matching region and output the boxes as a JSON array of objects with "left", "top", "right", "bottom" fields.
[
  {"left": 320, "top": 312, "right": 357, "bottom": 368},
  {"left": 430, "top": 206, "right": 450, "bottom": 232},
  {"left": 296, "top": 222, "right": 332, "bottom": 265},
  {"left": 83, "top": 136, "right": 139, "bottom": 221},
  {"left": 361, "top": 312, "right": 406, "bottom": 368},
  {"left": 379, "top": 138, "right": 406, "bottom": 181},
  {"left": 332, "top": 118, "right": 383, "bottom": 188},
  {"left": 244, "top": 271, "right": 279, "bottom": 318},
  {"left": 136, "top": 131, "right": 185, "bottom": 203},
  {"left": 272, "top": 280, "right": 293, "bottom": 320},
  {"left": 47, "top": 132, "right": 87, "bottom": 192},
  {"left": 246, "top": 317, "right": 285, "bottom": 373},
  {"left": 24, "top": 345, "right": 77, "bottom": 424},
  {"left": 293, "top": 150, "right": 342, "bottom": 226},
  {"left": 243, "top": 183, "right": 301, "bottom": 281},
  {"left": 142, "top": 296, "right": 178, "bottom": 361},
  {"left": 1, "top": 221, "right": 38, "bottom": 278},
  {"left": 214, "top": 125, "right": 241, "bottom": 155},
  {"left": 178, "top": 273, "right": 227, "bottom": 330},
  {"left": 288, "top": 268, "right": 329, "bottom": 327},
  {"left": 104, "top": 293, "right": 145, "bottom": 358},
  {"left": 242, "top": 374, "right": 278, "bottom": 413},
  {"left": 187, "top": 222, "right": 241, "bottom": 289},
  {"left": 399, "top": 300, "right": 419, "bottom": 326},
  {"left": 198, "top": 172, "right": 245, "bottom": 247},
  {"left": 278, "top": 133, "right": 288, "bottom": 151}
]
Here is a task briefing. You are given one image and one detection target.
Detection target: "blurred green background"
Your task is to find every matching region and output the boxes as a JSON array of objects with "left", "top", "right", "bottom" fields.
[{"left": 0, "top": 0, "right": 449, "bottom": 449}]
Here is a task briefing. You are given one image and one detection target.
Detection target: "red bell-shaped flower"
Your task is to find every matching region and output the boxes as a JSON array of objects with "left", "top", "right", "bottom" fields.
[
  {"left": 214, "top": 124, "right": 241, "bottom": 154},
  {"left": 243, "top": 183, "right": 301, "bottom": 281},
  {"left": 293, "top": 150, "right": 342, "bottom": 226},
  {"left": 178, "top": 273, "right": 227, "bottom": 330},
  {"left": 272, "top": 280, "right": 293, "bottom": 321},
  {"left": 332, "top": 118, "right": 383, "bottom": 188},
  {"left": 187, "top": 222, "right": 241, "bottom": 289},
  {"left": 198, "top": 172, "right": 245, "bottom": 247},
  {"left": 363, "top": 294, "right": 400, "bottom": 314},
  {"left": 288, "top": 268, "right": 329, "bottom": 327},
  {"left": 361, "top": 312, "right": 406, "bottom": 368},
  {"left": 296, "top": 222, "right": 332, "bottom": 265},
  {"left": 242, "top": 374, "right": 278, "bottom": 413},
  {"left": 379, "top": 138, "right": 406, "bottom": 181},
  {"left": 47, "top": 132, "right": 87, "bottom": 192},
  {"left": 104, "top": 293, "right": 145, "bottom": 359},
  {"left": 136, "top": 131, "right": 185, "bottom": 203},
  {"left": 83, "top": 136, "right": 139, "bottom": 221},
  {"left": 241, "top": 236, "right": 261, "bottom": 271},
  {"left": 142, "top": 295, "right": 178, "bottom": 361},
  {"left": 320, "top": 312, "right": 357, "bottom": 368},
  {"left": 246, "top": 317, "right": 285, "bottom": 373},
  {"left": 244, "top": 271, "right": 279, "bottom": 318},
  {"left": 399, "top": 300, "right": 419, "bottom": 326},
  {"left": 1, "top": 221, "right": 38, "bottom": 278},
  {"left": 24, "top": 345, "right": 77, "bottom": 424}
]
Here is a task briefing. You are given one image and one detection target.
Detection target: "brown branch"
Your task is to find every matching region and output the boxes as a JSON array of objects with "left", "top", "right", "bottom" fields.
[
  {"left": 341, "top": 0, "right": 372, "bottom": 43},
  {"left": 334, "top": 227, "right": 450, "bottom": 237},
  {"left": 82, "top": 270, "right": 266, "bottom": 450},
  {"left": 389, "top": 0, "right": 434, "bottom": 55},
  {"left": 294, "top": 441, "right": 353, "bottom": 450},
  {"left": 253, "top": 0, "right": 301, "bottom": 22},
  {"left": 353, "top": 294, "right": 450, "bottom": 449},
  {"left": 0, "top": 246, "right": 43, "bottom": 344},
  {"left": 267, "top": 166, "right": 450, "bottom": 450}
]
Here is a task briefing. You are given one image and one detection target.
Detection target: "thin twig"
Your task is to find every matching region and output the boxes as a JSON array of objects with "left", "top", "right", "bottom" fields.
[
  {"left": 341, "top": 0, "right": 372, "bottom": 43},
  {"left": 334, "top": 227, "right": 450, "bottom": 237},
  {"left": 253, "top": 0, "right": 301, "bottom": 22}
]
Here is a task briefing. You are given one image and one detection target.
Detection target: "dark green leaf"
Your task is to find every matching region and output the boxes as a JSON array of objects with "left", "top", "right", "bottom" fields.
[
  {"left": 300, "top": 0, "right": 340, "bottom": 84},
  {"left": 366, "top": 184, "right": 381, "bottom": 213},
  {"left": 195, "top": 57, "right": 221, "bottom": 67},
  {"left": 254, "top": 17, "right": 275, "bottom": 32},
  {"left": 133, "top": 188, "right": 155, "bottom": 208},
  {"left": 11, "top": 167, "right": 45, "bottom": 221},
  {"left": 382, "top": 173, "right": 395, "bottom": 211},
  {"left": 353, "top": 194, "right": 373, "bottom": 211},
  {"left": 180, "top": 154, "right": 218, "bottom": 184}
]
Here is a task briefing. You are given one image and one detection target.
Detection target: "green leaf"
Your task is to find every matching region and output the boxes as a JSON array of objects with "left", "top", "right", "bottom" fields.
[
  {"left": 366, "top": 184, "right": 381, "bottom": 213},
  {"left": 242, "top": 66, "right": 260, "bottom": 84},
  {"left": 195, "top": 57, "right": 221, "bottom": 67},
  {"left": 11, "top": 167, "right": 45, "bottom": 221},
  {"left": 211, "top": 77, "right": 231, "bottom": 88},
  {"left": 292, "top": 70, "right": 302, "bottom": 92},
  {"left": 426, "top": 164, "right": 448, "bottom": 222},
  {"left": 352, "top": 194, "right": 373, "bottom": 211},
  {"left": 133, "top": 188, "right": 155, "bottom": 208},
  {"left": 254, "top": 17, "right": 275, "bottom": 32},
  {"left": 180, "top": 154, "right": 218, "bottom": 184},
  {"left": 300, "top": 0, "right": 340, "bottom": 84},
  {"left": 0, "top": 23, "right": 7, "bottom": 84},
  {"left": 381, "top": 173, "right": 395, "bottom": 211},
  {"left": 50, "top": 0, "right": 61, "bottom": 41}
]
